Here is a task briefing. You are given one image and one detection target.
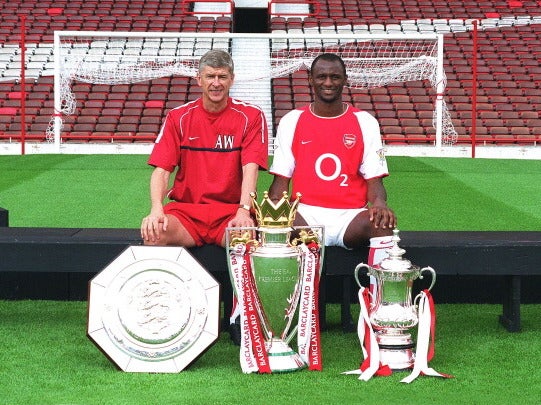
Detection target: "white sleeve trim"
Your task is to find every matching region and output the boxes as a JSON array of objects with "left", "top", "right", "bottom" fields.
[
  {"left": 269, "top": 109, "right": 303, "bottom": 178},
  {"left": 354, "top": 111, "right": 389, "bottom": 179}
]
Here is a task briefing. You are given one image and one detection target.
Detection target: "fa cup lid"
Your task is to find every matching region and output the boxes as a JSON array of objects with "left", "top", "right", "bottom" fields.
[{"left": 377, "top": 229, "right": 415, "bottom": 272}]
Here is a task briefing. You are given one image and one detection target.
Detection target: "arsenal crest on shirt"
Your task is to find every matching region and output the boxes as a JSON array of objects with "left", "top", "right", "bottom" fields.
[
  {"left": 377, "top": 148, "right": 387, "bottom": 165},
  {"left": 343, "top": 134, "right": 357, "bottom": 149}
]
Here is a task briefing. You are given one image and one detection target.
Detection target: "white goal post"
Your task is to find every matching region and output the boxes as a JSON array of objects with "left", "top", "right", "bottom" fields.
[{"left": 51, "top": 30, "right": 456, "bottom": 153}]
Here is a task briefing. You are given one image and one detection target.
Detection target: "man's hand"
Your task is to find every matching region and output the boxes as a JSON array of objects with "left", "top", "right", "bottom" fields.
[
  {"left": 141, "top": 208, "right": 168, "bottom": 243},
  {"left": 366, "top": 177, "right": 396, "bottom": 230},
  {"left": 368, "top": 205, "right": 397, "bottom": 230},
  {"left": 228, "top": 207, "right": 255, "bottom": 228}
]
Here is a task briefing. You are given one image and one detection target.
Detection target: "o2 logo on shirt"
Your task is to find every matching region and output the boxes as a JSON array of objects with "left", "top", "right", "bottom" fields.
[{"left": 314, "top": 153, "right": 348, "bottom": 187}]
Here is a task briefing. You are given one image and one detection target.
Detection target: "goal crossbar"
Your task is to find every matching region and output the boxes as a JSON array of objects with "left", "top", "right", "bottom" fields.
[{"left": 52, "top": 31, "right": 455, "bottom": 152}]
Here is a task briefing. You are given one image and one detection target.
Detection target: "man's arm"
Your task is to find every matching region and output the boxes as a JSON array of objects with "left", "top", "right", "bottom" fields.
[
  {"left": 366, "top": 177, "right": 396, "bottom": 230},
  {"left": 268, "top": 175, "right": 291, "bottom": 202},
  {"left": 141, "top": 166, "right": 171, "bottom": 242},
  {"left": 228, "top": 162, "right": 260, "bottom": 228}
]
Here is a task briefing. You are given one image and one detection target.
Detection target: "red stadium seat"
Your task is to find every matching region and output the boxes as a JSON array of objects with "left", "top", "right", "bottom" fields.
[{"left": 94, "top": 123, "right": 117, "bottom": 133}]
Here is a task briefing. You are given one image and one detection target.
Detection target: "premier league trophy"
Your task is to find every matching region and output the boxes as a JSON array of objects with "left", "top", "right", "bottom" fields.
[{"left": 227, "top": 191, "right": 323, "bottom": 374}]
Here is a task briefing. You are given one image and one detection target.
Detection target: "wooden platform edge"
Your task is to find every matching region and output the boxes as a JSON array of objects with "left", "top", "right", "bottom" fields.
[{"left": 1, "top": 227, "right": 540, "bottom": 333}]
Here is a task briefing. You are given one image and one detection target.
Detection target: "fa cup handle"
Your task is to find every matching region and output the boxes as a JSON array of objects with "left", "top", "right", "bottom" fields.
[
  {"left": 419, "top": 266, "right": 436, "bottom": 291},
  {"left": 354, "top": 263, "right": 371, "bottom": 289}
]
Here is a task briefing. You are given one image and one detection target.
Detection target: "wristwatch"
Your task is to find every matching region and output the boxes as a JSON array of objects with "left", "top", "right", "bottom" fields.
[{"left": 238, "top": 204, "right": 251, "bottom": 211}]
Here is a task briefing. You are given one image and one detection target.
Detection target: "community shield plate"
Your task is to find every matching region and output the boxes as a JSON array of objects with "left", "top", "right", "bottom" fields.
[{"left": 88, "top": 246, "right": 220, "bottom": 373}]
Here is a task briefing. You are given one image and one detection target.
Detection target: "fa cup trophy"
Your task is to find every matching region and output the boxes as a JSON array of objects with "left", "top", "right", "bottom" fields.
[
  {"left": 354, "top": 229, "right": 436, "bottom": 370},
  {"left": 227, "top": 191, "right": 323, "bottom": 374},
  {"left": 344, "top": 229, "right": 449, "bottom": 383}
]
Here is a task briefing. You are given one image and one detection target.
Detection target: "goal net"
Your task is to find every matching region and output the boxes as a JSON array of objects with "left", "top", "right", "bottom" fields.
[{"left": 51, "top": 31, "right": 456, "bottom": 151}]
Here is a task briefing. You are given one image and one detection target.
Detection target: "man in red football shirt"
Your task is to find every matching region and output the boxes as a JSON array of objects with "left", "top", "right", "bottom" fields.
[
  {"left": 269, "top": 53, "right": 396, "bottom": 267},
  {"left": 141, "top": 49, "right": 268, "bottom": 247}
]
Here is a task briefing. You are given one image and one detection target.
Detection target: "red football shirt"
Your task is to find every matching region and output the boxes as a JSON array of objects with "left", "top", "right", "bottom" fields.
[
  {"left": 270, "top": 105, "right": 388, "bottom": 209},
  {"left": 149, "top": 97, "right": 268, "bottom": 204}
]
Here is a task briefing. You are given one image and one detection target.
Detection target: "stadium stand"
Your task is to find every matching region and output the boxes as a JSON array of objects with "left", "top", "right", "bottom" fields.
[
  {"left": 0, "top": 0, "right": 540, "bottom": 147},
  {"left": 0, "top": 0, "right": 233, "bottom": 144},
  {"left": 269, "top": 2, "right": 541, "bottom": 146}
]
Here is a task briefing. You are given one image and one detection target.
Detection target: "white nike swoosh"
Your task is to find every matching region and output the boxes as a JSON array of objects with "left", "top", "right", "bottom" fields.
[
  {"left": 188, "top": 137, "right": 199, "bottom": 141},
  {"left": 301, "top": 140, "right": 312, "bottom": 144}
]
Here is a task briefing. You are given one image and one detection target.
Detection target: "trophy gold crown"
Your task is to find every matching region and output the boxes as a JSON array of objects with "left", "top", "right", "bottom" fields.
[{"left": 250, "top": 191, "right": 301, "bottom": 228}]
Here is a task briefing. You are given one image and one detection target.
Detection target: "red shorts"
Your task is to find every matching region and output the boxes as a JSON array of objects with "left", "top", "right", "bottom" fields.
[{"left": 163, "top": 202, "right": 238, "bottom": 246}]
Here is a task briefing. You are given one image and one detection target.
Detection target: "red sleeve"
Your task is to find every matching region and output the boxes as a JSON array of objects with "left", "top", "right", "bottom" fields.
[
  {"left": 147, "top": 111, "right": 181, "bottom": 173},
  {"left": 241, "top": 107, "right": 269, "bottom": 170}
]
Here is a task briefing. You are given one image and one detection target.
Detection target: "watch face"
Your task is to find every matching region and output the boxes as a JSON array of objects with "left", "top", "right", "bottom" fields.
[{"left": 88, "top": 246, "right": 220, "bottom": 373}]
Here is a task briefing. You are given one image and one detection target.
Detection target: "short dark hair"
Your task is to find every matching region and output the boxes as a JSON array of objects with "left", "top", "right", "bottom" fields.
[
  {"left": 198, "top": 49, "right": 234, "bottom": 74},
  {"left": 310, "top": 53, "right": 347, "bottom": 76}
]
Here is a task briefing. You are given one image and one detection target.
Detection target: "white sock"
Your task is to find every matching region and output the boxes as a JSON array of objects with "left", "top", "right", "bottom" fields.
[{"left": 367, "top": 236, "right": 393, "bottom": 299}]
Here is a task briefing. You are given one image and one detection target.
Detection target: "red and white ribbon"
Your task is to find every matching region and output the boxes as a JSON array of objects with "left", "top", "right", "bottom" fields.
[
  {"left": 345, "top": 287, "right": 451, "bottom": 382},
  {"left": 229, "top": 243, "right": 271, "bottom": 374},
  {"left": 343, "top": 286, "right": 391, "bottom": 380},
  {"left": 401, "top": 290, "right": 452, "bottom": 383},
  {"left": 229, "top": 241, "right": 322, "bottom": 373},
  {"left": 297, "top": 242, "right": 322, "bottom": 371}
]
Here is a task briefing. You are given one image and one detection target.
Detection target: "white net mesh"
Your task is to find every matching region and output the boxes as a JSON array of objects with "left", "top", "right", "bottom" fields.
[{"left": 49, "top": 32, "right": 457, "bottom": 146}]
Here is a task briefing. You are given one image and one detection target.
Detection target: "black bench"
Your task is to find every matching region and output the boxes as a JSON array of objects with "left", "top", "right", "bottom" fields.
[{"left": 0, "top": 227, "right": 540, "bottom": 332}]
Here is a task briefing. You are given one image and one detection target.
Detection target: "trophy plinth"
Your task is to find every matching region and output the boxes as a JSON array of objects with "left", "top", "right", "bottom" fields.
[
  {"left": 266, "top": 338, "right": 306, "bottom": 372},
  {"left": 355, "top": 229, "right": 436, "bottom": 370},
  {"left": 375, "top": 331, "right": 416, "bottom": 371}
]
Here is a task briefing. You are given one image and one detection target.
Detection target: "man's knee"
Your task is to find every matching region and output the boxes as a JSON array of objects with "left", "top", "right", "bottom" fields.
[
  {"left": 343, "top": 214, "right": 393, "bottom": 247},
  {"left": 142, "top": 238, "right": 166, "bottom": 246}
]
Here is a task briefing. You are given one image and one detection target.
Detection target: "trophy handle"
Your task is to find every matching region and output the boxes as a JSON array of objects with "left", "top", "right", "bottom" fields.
[
  {"left": 419, "top": 266, "right": 437, "bottom": 292},
  {"left": 285, "top": 324, "right": 298, "bottom": 345},
  {"left": 354, "top": 263, "right": 371, "bottom": 288}
]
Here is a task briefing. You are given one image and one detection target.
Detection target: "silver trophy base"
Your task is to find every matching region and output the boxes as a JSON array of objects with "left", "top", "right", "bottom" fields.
[
  {"left": 377, "top": 331, "right": 415, "bottom": 370},
  {"left": 266, "top": 339, "right": 306, "bottom": 373}
]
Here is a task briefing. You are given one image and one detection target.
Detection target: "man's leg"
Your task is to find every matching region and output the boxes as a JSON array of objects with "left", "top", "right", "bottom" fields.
[
  {"left": 143, "top": 214, "right": 197, "bottom": 247},
  {"left": 218, "top": 210, "right": 250, "bottom": 346},
  {"left": 228, "top": 297, "right": 242, "bottom": 345},
  {"left": 343, "top": 211, "right": 393, "bottom": 297}
]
